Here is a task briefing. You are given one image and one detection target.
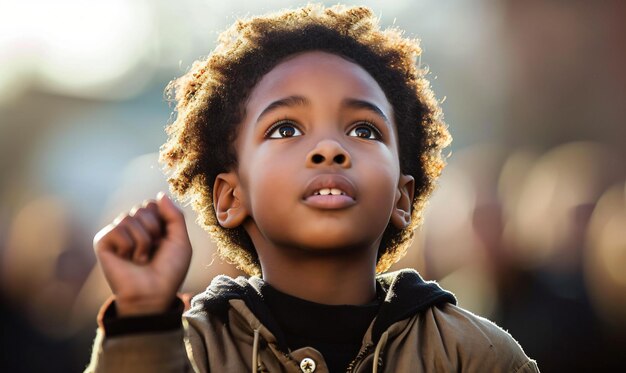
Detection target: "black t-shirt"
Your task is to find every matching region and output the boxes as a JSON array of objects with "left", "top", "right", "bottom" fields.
[{"left": 261, "top": 284, "right": 380, "bottom": 373}]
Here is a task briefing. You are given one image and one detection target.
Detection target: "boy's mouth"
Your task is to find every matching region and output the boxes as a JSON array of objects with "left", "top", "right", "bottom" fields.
[{"left": 302, "top": 174, "right": 357, "bottom": 209}]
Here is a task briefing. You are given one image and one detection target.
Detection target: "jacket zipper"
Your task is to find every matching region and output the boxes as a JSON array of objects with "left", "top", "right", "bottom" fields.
[{"left": 345, "top": 343, "right": 374, "bottom": 373}]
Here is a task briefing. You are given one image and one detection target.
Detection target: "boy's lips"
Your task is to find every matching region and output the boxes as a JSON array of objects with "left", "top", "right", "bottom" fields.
[{"left": 302, "top": 174, "right": 357, "bottom": 209}]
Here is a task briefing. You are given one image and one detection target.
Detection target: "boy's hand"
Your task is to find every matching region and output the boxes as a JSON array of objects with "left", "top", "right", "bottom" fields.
[{"left": 93, "top": 192, "right": 192, "bottom": 317}]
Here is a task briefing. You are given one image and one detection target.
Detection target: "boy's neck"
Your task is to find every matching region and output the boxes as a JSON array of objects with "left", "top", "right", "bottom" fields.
[{"left": 259, "top": 247, "right": 378, "bottom": 306}]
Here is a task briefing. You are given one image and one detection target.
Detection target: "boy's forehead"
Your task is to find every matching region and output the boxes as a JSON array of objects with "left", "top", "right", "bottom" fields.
[{"left": 246, "top": 51, "right": 394, "bottom": 118}]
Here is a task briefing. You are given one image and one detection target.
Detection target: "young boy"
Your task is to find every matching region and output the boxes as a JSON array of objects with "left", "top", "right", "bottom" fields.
[{"left": 86, "top": 4, "right": 538, "bottom": 373}]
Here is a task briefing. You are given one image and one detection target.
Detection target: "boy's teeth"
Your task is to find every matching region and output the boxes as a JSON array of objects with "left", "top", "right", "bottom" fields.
[
  {"left": 330, "top": 188, "right": 344, "bottom": 195},
  {"left": 315, "top": 188, "right": 345, "bottom": 196}
]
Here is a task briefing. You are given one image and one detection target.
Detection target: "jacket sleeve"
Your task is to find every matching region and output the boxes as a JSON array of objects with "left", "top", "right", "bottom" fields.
[
  {"left": 84, "top": 297, "right": 193, "bottom": 373},
  {"left": 84, "top": 328, "right": 191, "bottom": 373}
]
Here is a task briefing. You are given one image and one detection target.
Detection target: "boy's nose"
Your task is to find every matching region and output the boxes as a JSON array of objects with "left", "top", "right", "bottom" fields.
[{"left": 305, "top": 139, "right": 352, "bottom": 168}]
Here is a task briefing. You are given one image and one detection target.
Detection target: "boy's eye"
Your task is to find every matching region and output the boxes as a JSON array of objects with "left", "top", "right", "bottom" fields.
[
  {"left": 347, "top": 122, "right": 382, "bottom": 140},
  {"left": 266, "top": 121, "right": 303, "bottom": 138}
]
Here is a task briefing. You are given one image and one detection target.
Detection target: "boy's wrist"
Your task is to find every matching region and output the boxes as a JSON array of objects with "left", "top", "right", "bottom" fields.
[
  {"left": 98, "top": 295, "right": 185, "bottom": 337},
  {"left": 115, "top": 294, "right": 176, "bottom": 317}
]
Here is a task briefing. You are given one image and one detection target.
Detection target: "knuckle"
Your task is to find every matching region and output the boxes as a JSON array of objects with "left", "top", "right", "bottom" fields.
[
  {"left": 113, "top": 211, "right": 125, "bottom": 220},
  {"left": 113, "top": 213, "right": 132, "bottom": 225},
  {"left": 131, "top": 207, "right": 146, "bottom": 219},
  {"left": 93, "top": 225, "right": 114, "bottom": 249},
  {"left": 142, "top": 199, "right": 157, "bottom": 208},
  {"left": 129, "top": 205, "right": 141, "bottom": 215},
  {"left": 119, "top": 215, "right": 134, "bottom": 224}
]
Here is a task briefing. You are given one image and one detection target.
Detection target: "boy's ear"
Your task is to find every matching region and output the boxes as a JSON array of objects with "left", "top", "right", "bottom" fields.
[
  {"left": 213, "top": 172, "right": 248, "bottom": 228},
  {"left": 390, "top": 174, "right": 415, "bottom": 229}
]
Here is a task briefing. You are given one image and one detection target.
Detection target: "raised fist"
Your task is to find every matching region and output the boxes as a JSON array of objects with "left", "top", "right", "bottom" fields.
[{"left": 93, "top": 192, "right": 192, "bottom": 316}]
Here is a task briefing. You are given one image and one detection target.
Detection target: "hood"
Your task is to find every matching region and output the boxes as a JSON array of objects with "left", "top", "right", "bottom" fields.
[
  {"left": 371, "top": 269, "right": 456, "bottom": 343},
  {"left": 188, "top": 269, "right": 456, "bottom": 349}
]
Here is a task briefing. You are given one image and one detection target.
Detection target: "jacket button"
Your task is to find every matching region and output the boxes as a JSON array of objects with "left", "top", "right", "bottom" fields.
[{"left": 300, "top": 357, "right": 316, "bottom": 372}]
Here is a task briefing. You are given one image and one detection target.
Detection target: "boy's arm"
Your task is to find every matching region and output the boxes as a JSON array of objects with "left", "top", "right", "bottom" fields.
[{"left": 86, "top": 193, "right": 194, "bottom": 372}]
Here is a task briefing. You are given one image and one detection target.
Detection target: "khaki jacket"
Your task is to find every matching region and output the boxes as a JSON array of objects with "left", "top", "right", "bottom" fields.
[{"left": 86, "top": 270, "right": 539, "bottom": 373}]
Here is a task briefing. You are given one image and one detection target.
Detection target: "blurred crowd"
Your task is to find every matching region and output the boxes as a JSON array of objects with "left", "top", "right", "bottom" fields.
[{"left": 1, "top": 0, "right": 625, "bottom": 372}]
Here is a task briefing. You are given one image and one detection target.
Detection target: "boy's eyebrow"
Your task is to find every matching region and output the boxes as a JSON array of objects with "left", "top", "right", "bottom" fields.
[
  {"left": 256, "top": 95, "right": 310, "bottom": 123},
  {"left": 341, "top": 98, "right": 391, "bottom": 125}
]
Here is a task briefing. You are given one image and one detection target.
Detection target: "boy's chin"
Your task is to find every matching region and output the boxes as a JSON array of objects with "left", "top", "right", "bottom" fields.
[
  {"left": 284, "top": 234, "right": 381, "bottom": 255},
  {"left": 251, "top": 222, "right": 385, "bottom": 255}
]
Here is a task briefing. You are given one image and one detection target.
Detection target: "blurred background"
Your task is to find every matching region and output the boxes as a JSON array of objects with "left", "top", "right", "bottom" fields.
[{"left": 1, "top": 0, "right": 625, "bottom": 371}]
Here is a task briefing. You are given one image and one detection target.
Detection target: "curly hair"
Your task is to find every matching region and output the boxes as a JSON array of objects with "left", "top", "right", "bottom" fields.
[{"left": 159, "top": 4, "right": 451, "bottom": 276}]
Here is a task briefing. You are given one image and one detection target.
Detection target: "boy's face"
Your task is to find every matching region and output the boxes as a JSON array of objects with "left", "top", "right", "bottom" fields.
[{"left": 217, "top": 51, "right": 413, "bottom": 257}]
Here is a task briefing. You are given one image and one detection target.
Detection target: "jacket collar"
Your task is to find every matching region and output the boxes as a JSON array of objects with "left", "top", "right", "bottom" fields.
[{"left": 189, "top": 269, "right": 456, "bottom": 348}]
